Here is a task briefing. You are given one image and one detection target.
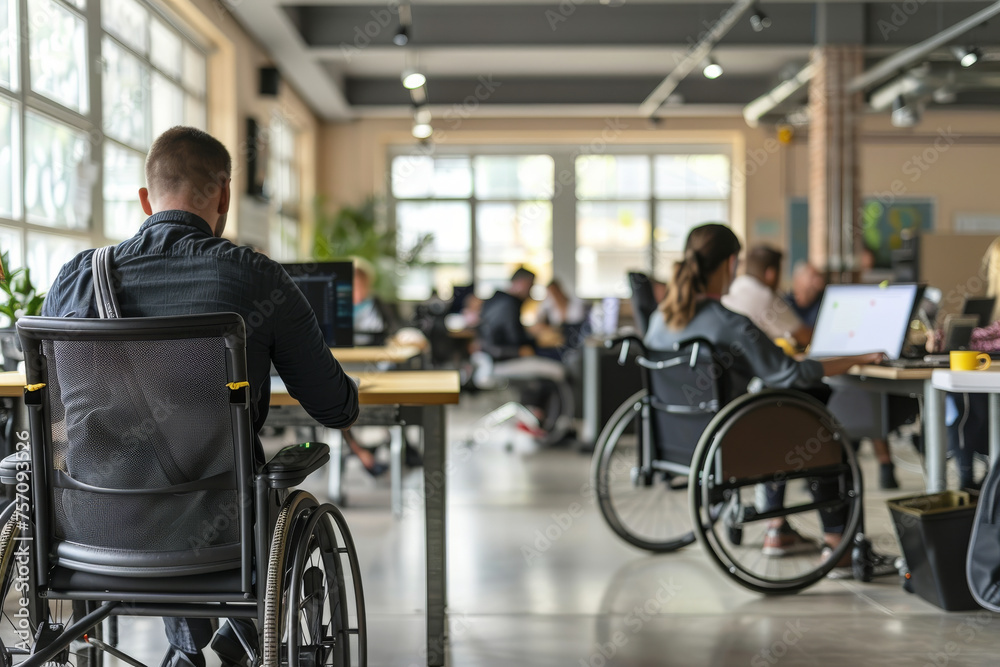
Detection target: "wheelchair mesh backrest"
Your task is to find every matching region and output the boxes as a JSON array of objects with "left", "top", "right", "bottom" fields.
[
  {"left": 644, "top": 341, "right": 723, "bottom": 466},
  {"left": 40, "top": 334, "right": 240, "bottom": 566}
]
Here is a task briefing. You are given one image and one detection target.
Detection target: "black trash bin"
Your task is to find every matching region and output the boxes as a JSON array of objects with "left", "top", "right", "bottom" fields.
[{"left": 888, "top": 491, "right": 980, "bottom": 611}]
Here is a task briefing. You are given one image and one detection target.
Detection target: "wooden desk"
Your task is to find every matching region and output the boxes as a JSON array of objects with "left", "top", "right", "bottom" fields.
[
  {"left": 841, "top": 364, "right": 945, "bottom": 492},
  {"left": 331, "top": 345, "right": 423, "bottom": 367},
  {"left": 0, "top": 372, "right": 24, "bottom": 398},
  {"left": 272, "top": 370, "right": 458, "bottom": 667}
]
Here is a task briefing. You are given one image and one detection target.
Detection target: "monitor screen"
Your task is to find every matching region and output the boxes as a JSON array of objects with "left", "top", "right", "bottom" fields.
[
  {"left": 282, "top": 261, "right": 354, "bottom": 348},
  {"left": 808, "top": 284, "right": 919, "bottom": 359},
  {"left": 963, "top": 297, "right": 996, "bottom": 328}
]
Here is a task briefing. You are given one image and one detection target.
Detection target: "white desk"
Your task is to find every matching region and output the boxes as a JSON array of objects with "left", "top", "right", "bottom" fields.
[{"left": 932, "top": 369, "right": 1000, "bottom": 463}]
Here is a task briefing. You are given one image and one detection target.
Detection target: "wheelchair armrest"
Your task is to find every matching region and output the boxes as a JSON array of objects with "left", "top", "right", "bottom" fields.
[
  {"left": 0, "top": 452, "right": 24, "bottom": 487},
  {"left": 261, "top": 442, "right": 330, "bottom": 489}
]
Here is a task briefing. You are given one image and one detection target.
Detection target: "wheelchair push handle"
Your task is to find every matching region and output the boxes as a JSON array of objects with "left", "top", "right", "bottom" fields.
[{"left": 603, "top": 335, "right": 647, "bottom": 366}]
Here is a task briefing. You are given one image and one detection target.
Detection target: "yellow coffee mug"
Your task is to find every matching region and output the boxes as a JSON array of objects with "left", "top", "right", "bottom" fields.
[{"left": 950, "top": 350, "right": 992, "bottom": 371}]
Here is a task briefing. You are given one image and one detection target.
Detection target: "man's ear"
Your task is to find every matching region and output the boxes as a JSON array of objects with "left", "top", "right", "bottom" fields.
[
  {"left": 218, "top": 178, "right": 231, "bottom": 215},
  {"left": 138, "top": 187, "right": 153, "bottom": 216}
]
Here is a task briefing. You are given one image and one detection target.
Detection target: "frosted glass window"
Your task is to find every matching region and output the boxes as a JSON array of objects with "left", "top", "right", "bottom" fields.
[
  {"left": 24, "top": 111, "right": 91, "bottom": 229},
  {"left": 28, "top": 0, "right": 88, "bottom": 113},
  {"left": 103, "top": 143, "right": 144, "bottom": 241}
]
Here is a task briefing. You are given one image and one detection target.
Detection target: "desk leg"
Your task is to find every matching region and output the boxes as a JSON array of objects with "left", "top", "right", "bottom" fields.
[
  {"left": 990, "top": 394, "right": 1000, "bottom": 464},
  {"left": 423, "top": 405, "right": 447, "bottom": 667},
  {"left": 391, "top": 425, "right": 404, "bottom": 518},
  {"left": 582, "top": 344, "right": 599, "bottom": 445},
  {"left": 326, "top": 429, "right": 344, "bottom": 504},
  {"left": 924, "top": 380, "right": 947, "bottom": 493}
]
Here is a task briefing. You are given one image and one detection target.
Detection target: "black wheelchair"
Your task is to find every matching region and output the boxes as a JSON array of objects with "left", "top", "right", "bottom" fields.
[
  {"left": 592, "top": 335, "right": 887, "bottom": 594},
  {"left": 0, "top": 313, "right": 366, "bottom": 665}
]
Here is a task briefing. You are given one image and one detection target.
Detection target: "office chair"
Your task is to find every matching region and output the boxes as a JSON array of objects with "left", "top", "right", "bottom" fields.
[{"left": 0, "top": 313, "right": 366, "bottom": 665}]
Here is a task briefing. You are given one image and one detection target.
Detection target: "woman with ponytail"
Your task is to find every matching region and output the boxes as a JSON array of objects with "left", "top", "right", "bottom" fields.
[{"left": 644, "top": 223, "right": 883, "bottom": 564}]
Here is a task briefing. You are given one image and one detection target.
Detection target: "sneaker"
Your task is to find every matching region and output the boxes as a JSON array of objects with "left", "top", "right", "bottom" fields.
[
  {"left": 821, "top": 546, "right": 854, "bottom": 579},
  {"left": 515, "top": 420, "right": 548, "bottom": 440},
  {"left": 761, "top": 524, "right": 818, "bottom": 557}
]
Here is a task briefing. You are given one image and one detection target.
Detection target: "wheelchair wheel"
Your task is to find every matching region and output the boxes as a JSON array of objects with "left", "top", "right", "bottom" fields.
[
  {"left": 689, "top": 391, "right": 863, "bottom": 594},
  {"left": 264, "top": 492, "right": 366, "bottom": 667},
  {"left": 0, "top": 506, "right": 102, "bottom": 665},
  {"left": 593, "top": 390, "right": 695, "bottom": 553}
]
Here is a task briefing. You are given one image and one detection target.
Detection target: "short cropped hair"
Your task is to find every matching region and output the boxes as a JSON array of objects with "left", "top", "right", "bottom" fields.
[
  {"left": 145, "top": 126, "right": 232, "bottom": 202},
  {"left": 511, "top": 267, "right": 535, "bottom": 283},
  {"left": 745, "top": 245, "right": 783, "bottom": 281}
]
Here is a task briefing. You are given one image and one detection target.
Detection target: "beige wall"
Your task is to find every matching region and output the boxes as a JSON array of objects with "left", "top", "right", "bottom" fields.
[
  {"left": 160, "top": 0, "right": 319, "bottom": 251},
  {"left": 319, "top": 109, "right": 1000, "bottom": 264}
]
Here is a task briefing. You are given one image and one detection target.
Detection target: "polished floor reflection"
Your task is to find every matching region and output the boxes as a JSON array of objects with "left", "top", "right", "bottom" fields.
[{"left": 15, "top": 392, "right": 1000, "bottom": 665}]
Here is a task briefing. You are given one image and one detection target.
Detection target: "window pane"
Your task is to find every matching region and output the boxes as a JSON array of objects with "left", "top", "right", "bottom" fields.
[
  {"left": 0, "top": 225, "right": 22, "bottom": 269},
  {"left": 184, "top": 94, "right": 206, "bottom": 130},
  {"left": 26, "top": 231, "right": 86, "bottom": 291},
  {"left": 25, "top": 111, "right": 91, "bottom": 229},
  {"left": 28, "top": 0, "right": 88, "bottom": 113},
  {"left": 103, "top": 143, "right": 144, "bottom": 241},
  {"left": 102, "top": 0, "right": 149, "bottom": 54},
  {"left": 151, "top": 73, "right": 183, "bottom": 139},
  {"left": 576, "top": 201, "right": 651, "bottom": 299},
  {"left": 654, "top": 200, "right": 730, "bottom": 266},
  {"left": 150, "top": 19, "right": 182, "bottom": 78},
  {"left": 654, "top": 154, "right": 731, "bottom": 199},
  {"left": 270, "top": 215, "right": 299, "bottom": 261},
  {"left": 473, "top": 155, "right": 553, "bottom": 200},
  {"left": 475, "top": 201, "right": 552, "bottom": 298},
  {"left": 0, "top": 97, "right": 19, "bottom": 219},
  {"left": 103, "top": 37, "right": 149, "bottom": 149},
  {"left": 0, "top": 0, "right": 18, "bottom": 91},
  {"left": 182, "top": 43, "right": 206, "bottom": 96},
  {"left": 392, "top": 156, "right": 471, "bottom": 199},
  {"left": 576, "top": 155, "right": 650, "bottom": 199},
  {"left": 396, "top": 201, "right": 470, "bottom": 301}
]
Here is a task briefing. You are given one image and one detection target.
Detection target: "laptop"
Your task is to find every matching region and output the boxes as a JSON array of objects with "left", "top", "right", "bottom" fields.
[
  {"left": 808, "top": 284, "right": 923, "bottom": 364},
  {"left": 962, "top": 296, "right": 996, "bottom": 328}
]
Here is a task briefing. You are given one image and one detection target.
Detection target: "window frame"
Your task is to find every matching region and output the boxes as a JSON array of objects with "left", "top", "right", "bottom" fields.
[
  {"left": 388, "top": 143, "right": 733, "bottom": 301},
  {"left": 0, "top": 0, "right": 210, "bottom": 286}
]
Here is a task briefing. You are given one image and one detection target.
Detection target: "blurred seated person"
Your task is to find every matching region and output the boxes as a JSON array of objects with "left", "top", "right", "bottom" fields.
[
  {"left": 784, "top": 261, "right": 825, "bottom": 328},
  {"left": 647, "top": 224, "right": 881, "bottom": 560},
  {"left": 722, "top": 244, "right": 811, "bottom": 348},
  {"left": 478, "top": 267, "right": 567, "bottom": 435},
  {"left": 926, "top": 237, "right": 1000, "bottom": 489},
  {"left": 353, "top": 258, "right": 396, "bottom": 346},
  {"left": 537, "top": 279, "right": 590, "bottom": 352}
]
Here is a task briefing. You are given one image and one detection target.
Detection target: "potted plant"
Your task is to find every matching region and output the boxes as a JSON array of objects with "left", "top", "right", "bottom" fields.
[
  {"left": 313, "top": 196, "right": 433, "bottom": 300},
  {"left": 0, "top": 251, "right": 45, "bottom": 371}
]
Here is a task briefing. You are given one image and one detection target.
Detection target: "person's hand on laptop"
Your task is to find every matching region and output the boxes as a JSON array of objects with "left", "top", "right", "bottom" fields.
[{"left": 819, "top": 352, "right": 886, "bottom": 377}]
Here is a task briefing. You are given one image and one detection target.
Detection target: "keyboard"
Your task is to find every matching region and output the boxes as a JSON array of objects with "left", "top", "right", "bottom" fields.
[{"left": 880, "top": 357, "right": 949, "bottom": 369}]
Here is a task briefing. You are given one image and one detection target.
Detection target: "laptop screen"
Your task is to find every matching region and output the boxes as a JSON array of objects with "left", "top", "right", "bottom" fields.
[{"left": 808, "top": 284, "right": 919, "bottom": 359}]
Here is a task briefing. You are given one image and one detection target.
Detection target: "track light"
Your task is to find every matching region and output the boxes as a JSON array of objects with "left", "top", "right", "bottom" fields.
[
  {"left": 891, "top": 95, "right": 920, "bottom": 128},
  {"left": 413, "top": 105, "right": 432, "bottom": 125},
  {"left": 393, "top": 25, "right": 409, "bottom": 46},
  {"left": 412, "top": 122, "right": 433, "bottom": 139},
  {"left": 954, "top": 45, "right": 981, "bottom": 68},
  {"left": 750, "top": 4, "right": 771, "bottom": 32},
  {"left": 401, "top": 69, "right": 426, "bottom": 90},
  {"left": 702, "top": 57, "right": 723, "bottom": 80}
]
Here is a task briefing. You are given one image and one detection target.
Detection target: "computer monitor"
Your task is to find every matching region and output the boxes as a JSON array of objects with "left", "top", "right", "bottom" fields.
[
  {"left": 962, "top": 296, "right": 996, "bottom": 328},
  {"left": 808, "top": 284, "right": 920, "bottom": 359},
  {"left": 282, "top": 261, "right": 354, "bottom": 347}
]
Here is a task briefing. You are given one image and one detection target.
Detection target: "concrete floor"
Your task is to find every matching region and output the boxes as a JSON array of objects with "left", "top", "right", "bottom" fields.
[{"left": 10, "top": 391, "right": 1000, "bottom": 665}]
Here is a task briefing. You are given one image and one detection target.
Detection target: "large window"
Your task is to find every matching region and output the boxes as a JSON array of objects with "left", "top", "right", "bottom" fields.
[
  {"left": 577, "top": 154, "right": 730, "bottom": 297},
  {"left": 390, "top": 154, "right": 554, "bottom": 301},
  {"left": 0, "top": 0, "right": 208, "bottom": 291},
  {"left": 268, "top": 114, "right": 300, "bottom": 260},
  {"left": 390, "top": 148, "right": 731, "bottom": 301}
]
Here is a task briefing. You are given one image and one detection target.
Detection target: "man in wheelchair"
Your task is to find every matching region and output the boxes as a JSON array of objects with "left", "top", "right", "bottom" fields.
[
  {"left": 644, "top": 223, "right": 882, "bottom": 566},
  {"left": 39, "top": 127, "right": 360, "bottom": 666}
]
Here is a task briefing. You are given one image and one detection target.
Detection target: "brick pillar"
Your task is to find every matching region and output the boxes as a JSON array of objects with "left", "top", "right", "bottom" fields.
[{"left": 808, "top": 46, "right": 863, "bottom": 282}]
